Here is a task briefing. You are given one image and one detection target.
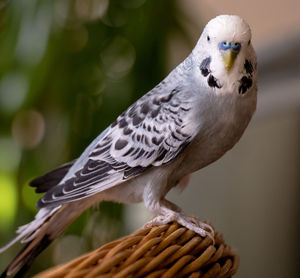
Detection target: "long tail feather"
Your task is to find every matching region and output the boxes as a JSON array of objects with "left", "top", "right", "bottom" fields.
[
  {"left": 1, "top": 235, "right": 52, "bottom": 278},
  {"left": 0, "top": 197, "right": 97, "bottom": 277},
  {"left": 0, "top": 206, "right": 60, "bottom": 277},
  {"left": 0, "top": 207, "right": 60, "bottom": 254}
]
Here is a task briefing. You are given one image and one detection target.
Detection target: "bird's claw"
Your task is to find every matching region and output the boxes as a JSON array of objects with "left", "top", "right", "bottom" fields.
[{"left": 145, "top": 212, "right": 215, "bottom": 244}]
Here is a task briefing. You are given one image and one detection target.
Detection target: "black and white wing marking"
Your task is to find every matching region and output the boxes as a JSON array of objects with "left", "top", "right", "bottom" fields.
[
  {"left": 30, "top": 161, "right": 75, "bottom": 193},
  {"left": 38, "top": 85, "right": 196, "bottom": 208}
]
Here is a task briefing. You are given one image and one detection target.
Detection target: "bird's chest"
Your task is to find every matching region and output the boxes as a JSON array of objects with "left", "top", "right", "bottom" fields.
[{"left": 179, "top": 95, "right": 252, "bottom": 173}]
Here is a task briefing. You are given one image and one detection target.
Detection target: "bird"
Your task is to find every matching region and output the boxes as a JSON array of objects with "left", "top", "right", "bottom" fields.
[{"left": 0, "top": 14, "right": 257, "bottom": 277}]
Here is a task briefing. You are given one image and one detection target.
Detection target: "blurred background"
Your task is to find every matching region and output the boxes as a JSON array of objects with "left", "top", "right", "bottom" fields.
[{"left": 0, "top": 0, "right": 299, "bottom": 277}]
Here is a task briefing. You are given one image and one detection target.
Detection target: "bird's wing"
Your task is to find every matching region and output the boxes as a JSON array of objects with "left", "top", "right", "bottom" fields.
[
  {"left": 30, "top": 160, "right": 76, "bottom": 193},
  {"left": 38, "top": 85, "right": 197, "bottom": 208}
]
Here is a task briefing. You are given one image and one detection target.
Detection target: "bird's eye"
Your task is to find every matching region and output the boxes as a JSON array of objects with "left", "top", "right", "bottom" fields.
[
  {"left": 207, "top": 36, "right": 210, "bottom": 41},
  {"left": 248, "top": 40, "right": 251, "bottom": 45}
]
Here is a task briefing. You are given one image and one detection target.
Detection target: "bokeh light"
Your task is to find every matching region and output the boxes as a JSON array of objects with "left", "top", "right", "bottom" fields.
[
  {"left": 0, "top": 72, "right": 28, "bottom": 114},
  {"left": 15, "top": 0, "right": 52, "bottom": 66},
  {"left": 12, "top": 110, "right": 45, "bottom": 149},
  {"left": 100, "top": 36, "right": 135, "bottom": 80},
  {"left": 75, "top": 0, "right": 109, "bottom": 22}
]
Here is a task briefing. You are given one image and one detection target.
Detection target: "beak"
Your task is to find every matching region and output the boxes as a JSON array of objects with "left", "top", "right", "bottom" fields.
[{"left": 221, "top": 50, "right": 238, "bottom": 72}]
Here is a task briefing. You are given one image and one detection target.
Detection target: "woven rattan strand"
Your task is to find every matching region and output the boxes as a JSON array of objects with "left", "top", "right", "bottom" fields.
[{"left": 35, "top": 221, "right": 239, "bottom": 278}]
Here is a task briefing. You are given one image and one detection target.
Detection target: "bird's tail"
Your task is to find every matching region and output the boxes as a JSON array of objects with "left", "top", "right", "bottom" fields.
[
  {"left": 1, "top": 234, "right": 53, "bottom": 278},
  {"left": 0, "top": 206, "right": 61, "bottom": 277},
  {"left": 0, "top": 201, "right": 89, "bottom": 277}
]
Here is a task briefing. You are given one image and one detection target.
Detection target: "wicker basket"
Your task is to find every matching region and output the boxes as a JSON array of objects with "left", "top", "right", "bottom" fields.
[{"left": 35, "top": 221, "right": 238, "bottom": 278}]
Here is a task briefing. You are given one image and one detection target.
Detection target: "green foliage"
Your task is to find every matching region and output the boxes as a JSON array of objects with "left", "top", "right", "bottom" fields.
[{"left": 0, "top": 0, "right": 189, "bottom": 275}]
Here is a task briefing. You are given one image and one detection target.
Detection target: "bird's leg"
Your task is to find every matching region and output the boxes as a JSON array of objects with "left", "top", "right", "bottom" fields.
[
  {"left": 160, "top": 198, "right": 182, "bottom": 212},
  {"left": 144, "top": 198, "right": 215, "bottom": 242}
]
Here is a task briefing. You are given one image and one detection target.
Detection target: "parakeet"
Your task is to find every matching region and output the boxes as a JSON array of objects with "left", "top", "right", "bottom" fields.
[{"left": 0, "top": 14, "right": 257, "bottom": 277}]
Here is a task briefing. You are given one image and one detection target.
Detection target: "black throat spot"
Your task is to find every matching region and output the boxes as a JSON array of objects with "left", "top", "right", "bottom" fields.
[
  {"left": 244, "top": 59, "right": 254, "bottom": 75},
  {"left": 208, "top": 74, "right": 222, "bottom": 89},
  {"left": 239, "top": 76, "right": 253, "bottom": 94}
]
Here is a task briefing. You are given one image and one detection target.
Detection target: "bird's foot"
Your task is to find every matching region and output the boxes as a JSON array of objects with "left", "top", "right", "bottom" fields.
[{"left": 145, "top": 211, "right": 215, "bottom": 243}]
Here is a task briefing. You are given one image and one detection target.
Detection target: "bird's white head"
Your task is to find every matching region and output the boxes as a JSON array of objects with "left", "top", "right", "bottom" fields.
[{"left": 194, "top": 15, "right": 253, "bottom": 74}]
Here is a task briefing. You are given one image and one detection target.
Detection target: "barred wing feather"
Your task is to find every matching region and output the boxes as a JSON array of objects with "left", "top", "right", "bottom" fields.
[{"left": 38, "top": 86, "right": 196, "bottom": 208}]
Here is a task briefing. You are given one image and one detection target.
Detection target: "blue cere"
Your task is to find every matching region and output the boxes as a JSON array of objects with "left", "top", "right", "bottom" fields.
[
  {"left": 231, "top": 42, "right": 241, "bottom": 51},
  {"left": 219, "top": 42, "right": 231, "bottom": 50},
  {"left": 219, "top": 42, "right": 241, "bottom": 52}
]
